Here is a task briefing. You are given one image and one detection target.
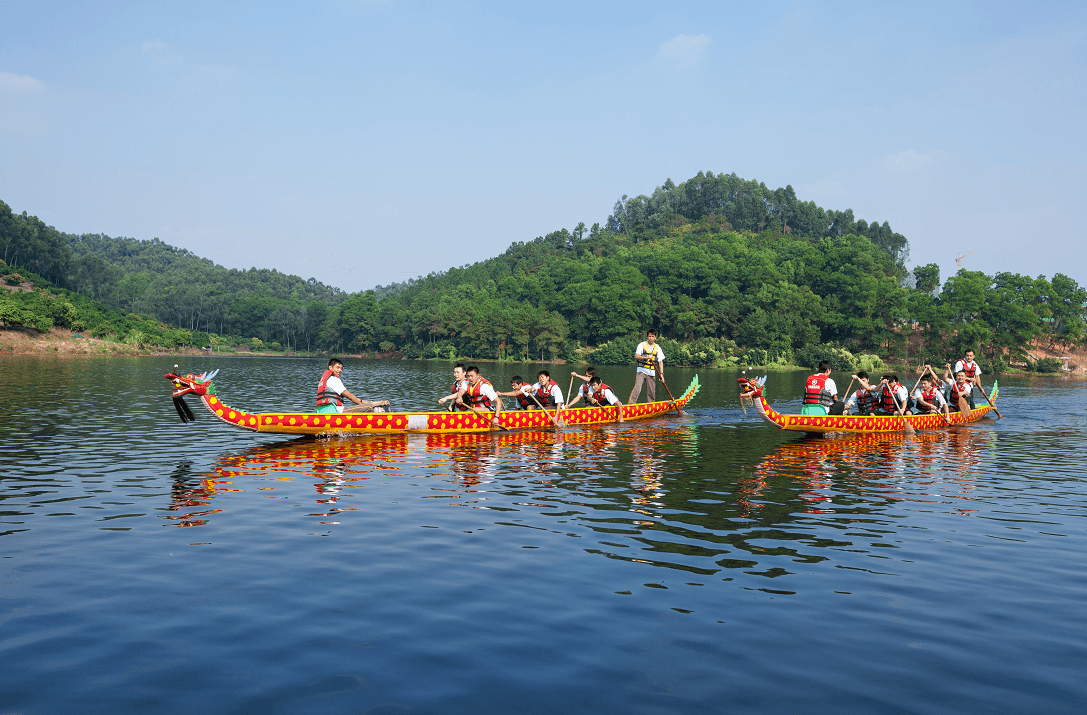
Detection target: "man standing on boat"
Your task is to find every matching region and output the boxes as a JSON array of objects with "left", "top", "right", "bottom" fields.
[
  {"left": 462, "top": 366, "right": 504, "bottom": 427},
  {"left": 316, "top": 358, "right": 388, "bottom": 413},
  {"left": 953, "top": 349, "right": 983, "bottom": 388},
  {"left": 801, "top": 360, "right": 839, "bottom": 415},
  {"left": 629, "top": 330, "right": 665, "bottom": 404}
]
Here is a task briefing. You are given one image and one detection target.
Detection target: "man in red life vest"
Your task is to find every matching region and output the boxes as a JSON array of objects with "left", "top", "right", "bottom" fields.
[
  {"left": 461, "top": 366, "right": 503, "bottom": 427},
  {"left": 953, "top": 349, "right": 983, "bottom": 388},
  {"left": 913, "top": 374, "right": 948, "bottom": 416},
  {"left": 316, "top": 358, "right": 389, "bottom": 413},
  {"left": 942, "top": 364, "right": 974, "bottom": 411},
  {"left": 527, "top": 370, "right": 564, "bottom": 411},
  {"left": 497, "top": 376, "right": 536, "bottom": 410},
  {"left": 842, "top": 371, "right": 878, "bottom": 415},
  {"left": 875, "top": 374, "right": 911, "bottom": 415},
  {"left": 801, "top": 360, "right": 839, "bottom": 416},
  {"left": 566, "top": 375, "right": 625, "bottom": 422},
  {"left": 569, "top": 366, "right": 596, "bottom": 404},
  {"left": 437, "top": 363, "right": 470, "bottom": 411}
]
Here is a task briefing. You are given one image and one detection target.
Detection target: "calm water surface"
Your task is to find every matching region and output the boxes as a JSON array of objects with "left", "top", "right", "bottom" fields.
[{"left": 1, "top": 356, "right": 1085, "bottom": 714}]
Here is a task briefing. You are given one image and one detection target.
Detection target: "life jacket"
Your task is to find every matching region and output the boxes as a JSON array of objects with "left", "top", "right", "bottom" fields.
[
  {"left": 448, "top": 379, "right": 469, "bottom": 410},
  {"left": 917, "top": 386, "right": 941, "bottom": 411},
  {"left": 515, "top": 388, "right": 533, "bottom": 410},
  {"left": 804, "top": 374, "right": 834, "bottom": 408},
  {"left": 640, "top": 343, "right": 661, "bottom": 372},
  {"left": 465, "top": 378, "right": 494, "bottom": 409},
  {"left": 534, "top": 383, "right": 559, "bottom": 408},
  {"left": 959, "top": 359, "right": 979, "bottom": 380},
  {"left": 880, "top": 383, "right": 904, "bottom": 413},
  {"left": 316, "top": 369, "right": 342, "bottom": 408},
  {"left": 589, "top": 382, "right": 613, "bottom": 406},
  {"left": 855, "top": 389, "right": 877, "bottom": 414},
  {"left": 948, "top": 381, "right": 970, "bottom": 409}
]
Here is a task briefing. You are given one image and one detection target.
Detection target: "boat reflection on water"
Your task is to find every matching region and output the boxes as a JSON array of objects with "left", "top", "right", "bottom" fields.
[
  {"left": 749, "top": 428, "right": 991, "bottom": 517},
  {"left": 162, "top": 426, "right": 700, "bottom": 529}
]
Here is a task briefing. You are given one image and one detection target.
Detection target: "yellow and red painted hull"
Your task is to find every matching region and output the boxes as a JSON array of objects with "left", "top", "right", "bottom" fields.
[
  {"left": 752, "top": 387, "right": 995, "bottom": 434},
  {"left": 199, "top": 375, "right": 699, "bottom": 435}
]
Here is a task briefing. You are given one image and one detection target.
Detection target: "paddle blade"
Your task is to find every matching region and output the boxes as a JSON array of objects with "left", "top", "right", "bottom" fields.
[{"left": 173, "top": 396, "right": 196, "bottom": 423}]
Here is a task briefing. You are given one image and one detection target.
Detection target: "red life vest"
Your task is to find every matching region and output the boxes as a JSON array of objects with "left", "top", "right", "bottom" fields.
[
  {"left": 535, "top": 383, "right": 559, "bottom": 408},
  {"left": 880, "top": 383, "right": 904, "bottom": 413},
  {"left": 589, "top": 382, "right": 613, "bottom": 406},
  {"left": 917, "top": 386, "right": 941, "bottom": 411},
  {"left": 316, "top": 369, "right": 342, "bottom": 408},
  {"left": 959, "top": 359, "right": 979, "bottom": 380},
  {"left": 804, "top": 374, "right": 834, "bottom": 407},
  {"left": 948, "top": 382, "right": 969, "bottom": 409},
  {"left": 465, "top": 378, "right": 494, "bottom": 409},
  {"left": 515, "top": 387, "right": 533, "bottom": 410},
  {"left": 856, "top": 389, "right": 877, "bottom": 414}
]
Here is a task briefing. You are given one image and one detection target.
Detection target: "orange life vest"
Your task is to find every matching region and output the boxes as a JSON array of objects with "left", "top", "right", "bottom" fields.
[{"left": 465, "top": 378, "right": 494, "bottom": 409}]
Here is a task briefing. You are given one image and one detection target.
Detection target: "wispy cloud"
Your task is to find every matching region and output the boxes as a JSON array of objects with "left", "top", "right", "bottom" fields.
[
  {"left": 657, "top": 34, "right": 711, "bottom": 67},
  {"left": 0, "top": 70, "right": 46, "bottom": 95},
  {"left": 141, "top": 39, "right": 182, "bottom": 67},
  {"left": 882, "top": 149, "right": 945, "bottom": 173}
]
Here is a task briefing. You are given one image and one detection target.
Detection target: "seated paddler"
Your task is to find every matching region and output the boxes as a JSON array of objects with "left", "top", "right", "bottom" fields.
[
  {"left": 316, "top": 358, "right": 390, "bottom": 413},
  {"left": 912, "top": 373, "right": 948, "bottom": 416},
  {"left": 437, "top": 363, "right": 470, "bottom": 412},
  {"left": 497, "top": 376, "right": 536, "bottom": 410},
  {"left": 942, "top": 364, "right": 975, "bottom": 411},
  {"left": 463, "top": 366, "right": 504, "bottom": 427},
  {"left": 875, "top": 374, "right": 911, "bottom": 415},
  {"left": 566, "top": 376, "right": 625, "bottom": 422},
  {"left": 843, "top": 371, "right": 878, "bottom": 415},
  {"left": 801, "top": 360, "right": 838, "bottom": 416}
]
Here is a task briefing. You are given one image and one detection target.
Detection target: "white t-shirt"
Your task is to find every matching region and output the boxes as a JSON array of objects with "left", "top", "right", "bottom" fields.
[
  {"left": 325, "top": 375, "right": 346, "bottom": 413},
  {"left": 635, "top": 342, "right": 666, "bottom": 376},
  {"left": 473, "top": 381, "right": 499, "bottom": 403},
  {"left": 823, "top": 377, "right": 838, "bottom": 398},
  {"left": 530, "top": 382, "right": 564, "bottom": 405},
  {"left": 953, "top": 360, "right": 982, "bottom": 377}
]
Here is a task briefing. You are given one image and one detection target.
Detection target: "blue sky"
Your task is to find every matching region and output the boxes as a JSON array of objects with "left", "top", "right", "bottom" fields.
[{"left": 2, "top": 1, "right": 1085, "bottom": 292}]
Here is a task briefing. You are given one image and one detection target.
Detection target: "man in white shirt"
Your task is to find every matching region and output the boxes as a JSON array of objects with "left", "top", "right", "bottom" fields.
[
  {"left": 316, "top": 358, "right": 387, "bottom": 413},
  {"left": 629, "top": 329, "right": 665, "bottom": 403},
  {"left": 526, "top": 370, "right": 564, "bottom": 410},
  {"left": 953, "top": 349, "right": 983, "bottom": 387},
  {"left": 461, "top": 366, "right": 504, "bottom": 427}
]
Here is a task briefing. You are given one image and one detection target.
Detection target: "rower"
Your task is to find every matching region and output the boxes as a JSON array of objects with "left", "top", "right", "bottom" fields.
[
  {"left": 573, "top": 376, "right": 624, "bottom": 422},
  {"left": 437, "top": 363, "right": 470, "bottom": 412},
  {"left": 316, "top": 358, "right": 389, "bottom": 413},
  {"left": 876, "top": 374, "right": 911, "bottom": 415},
  {"left": 942, "top": 364, "right": 975, "bottom": 411},
  {"left": 497, "top": 376, "right": 536, "bottom": 410},
  {"left": 842, "top": 371, "right": 878, "bottom": 415},
  {"left": 953, "top": 349, "right": 983, "bottom": 388},
  {"left": 528, "top": 370, "right": 564, "bottom": 411},
  {"left": 801, "top": 360, "right": 838, "bottom": 416},
  {"left": 913, "top": 374, "right": 948, "bottom": 416},
  {"left": 463, "top": 366, "right": 503, "bottom": 427},
  {"left": 570, "top": 366, "right": 596, "bottom": 404}
]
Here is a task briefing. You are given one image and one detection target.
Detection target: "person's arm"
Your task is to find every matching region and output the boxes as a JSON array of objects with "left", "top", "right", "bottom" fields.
[
  {"left": 604, "top": 389, "right": 624, "bottom": 421},
  {"left": 566, "top": 390, "right": 583, "bottom": 407},
  {"left": 340, "top": 388, "right": 364, "bottom": 406},
  {"left": 656, "top": 349, "right": 665, "bottom": 378},
  {"left": 843, "top": 393, "right": 858, "bottom": 414},
  {"left": 634, "top": 343, "right": 649, "bottom": 367},
  {"left": 571, "top": 371, "right": 591, "bottom": 382},
  {"left": 552, "top": 385, "right": 565, "bottom": 406}
]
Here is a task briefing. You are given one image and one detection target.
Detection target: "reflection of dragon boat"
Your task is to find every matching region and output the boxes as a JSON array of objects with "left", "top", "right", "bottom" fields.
[
  {"left": 737, "top": 376, "right": 998, "bottom": 434},
  {"left": 167, "top": 371, "right": 699, "bottom": 435}
]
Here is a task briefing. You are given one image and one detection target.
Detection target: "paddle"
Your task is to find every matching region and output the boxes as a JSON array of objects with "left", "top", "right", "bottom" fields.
[
  {"left": 559, "top": 374, "right": 576, "bottom": 426},
  {"left": 975, "top": 384, "right": 1002, "bottom": 419},
  {"left": 528, "top": 393, "right": 563, "bottom": 429},
  {"left": 834, "top": 376, "right": 856, "bottom": 415},
  {"left": 890, "top": 387, "right": 915, "bottom": 435},
  {"left": 655, "top": 366, "right": 685, "bottom": 416}
]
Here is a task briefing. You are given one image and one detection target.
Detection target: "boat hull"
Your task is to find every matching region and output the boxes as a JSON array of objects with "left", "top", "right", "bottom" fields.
[
  {"left": 750, "top": 382, "right": 997, "bottom": 434},
  {"left": 196, "top": 375, "right": 700, "bottom": 435}
]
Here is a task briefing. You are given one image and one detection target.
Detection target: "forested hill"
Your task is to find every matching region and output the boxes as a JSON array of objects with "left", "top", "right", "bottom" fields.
[{"left": 2, "top": 170, "right": 1085, "bottom": 371}]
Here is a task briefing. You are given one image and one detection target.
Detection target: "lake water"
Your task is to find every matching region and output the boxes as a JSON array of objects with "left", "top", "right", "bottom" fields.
[{"left": 1, "top": 355, "right": 1085, "bottom": 714}]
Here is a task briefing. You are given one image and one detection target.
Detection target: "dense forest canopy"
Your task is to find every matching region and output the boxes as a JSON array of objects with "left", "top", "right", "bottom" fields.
[{"left": 2, "top": 170, "right": 1084, "bottom": 372}]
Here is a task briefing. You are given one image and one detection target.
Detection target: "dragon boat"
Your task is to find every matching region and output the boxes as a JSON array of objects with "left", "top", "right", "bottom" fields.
[
  {"left": 167, "top": 370, "right": 699, "bottom": 436},
  {"left": 737, "top": 376, "right": 998, "bottom": 435}
]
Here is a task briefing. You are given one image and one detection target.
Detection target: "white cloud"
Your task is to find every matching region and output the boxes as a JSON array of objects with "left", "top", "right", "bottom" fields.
[
  {"left": 140, "top": 40, "right": 182, "bottom": 67},
  {"left": 657, "top": 34, "right": 711, "bottom": 66},
  {"left": 0, "top": 71, "right": 46, "bottom": 95},
  {"left": 881, "top": 149, "right": 945, "bottom": 173}
]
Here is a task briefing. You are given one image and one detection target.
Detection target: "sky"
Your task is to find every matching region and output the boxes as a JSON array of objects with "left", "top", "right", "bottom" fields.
[{"left": 2, "top": 0, "right": 1086, "bottom": 293}]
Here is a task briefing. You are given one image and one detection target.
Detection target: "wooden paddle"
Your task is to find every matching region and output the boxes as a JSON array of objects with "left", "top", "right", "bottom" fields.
[
  {"left": 468, "top": 404, "right": 507, "bottom": 431},
  {"left": 890, "top": 388, "right": 915, "bottom": 435},
  {"left": 975, "top": 384, "right": 1002, "bottom": 419},
  {"left": 655, "top": 366, "right": 685, "bottom": 416},
  {"left": 528, "top": 392, "right": 563, "bottom": 429}
]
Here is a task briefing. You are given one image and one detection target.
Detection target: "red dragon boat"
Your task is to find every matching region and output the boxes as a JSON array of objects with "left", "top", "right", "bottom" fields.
[
  {"left": 167, "top": 370, "right": 699, "bottom": 436},
  {"left": 737, "top": 376, "right": 998, "bottom": 434}
]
